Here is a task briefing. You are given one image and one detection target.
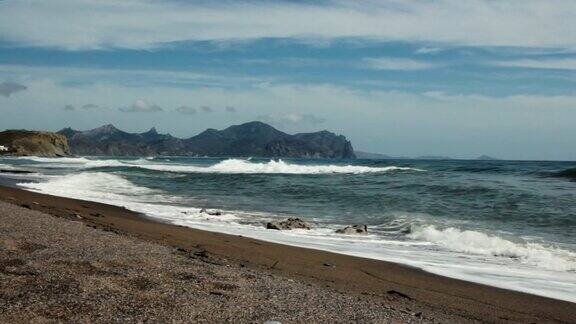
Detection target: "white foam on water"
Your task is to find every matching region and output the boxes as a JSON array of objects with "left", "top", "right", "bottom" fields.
[
  {"left": 19, "top": 156, "right": 92, "bottom": 164},
  {"left": 132, "top": 158, "right": 425, "bottom": 174},
  {"left": 409, "top": 225, "right": 576, "bottom": 272},
  {"left": 0, "top": 163, "right": 16, "bottom": 170},
  {"left": 18, "top": 172, "right": 238, "bottom": 223},
  {"left": 14, "top": 171, "right": 576, "bottom": 303},
  {"left": 10, "top": 157, "right": 425, "bottom": 175},
  {"left": 19, "top": 172, "right": 157, "bottom": 202}
]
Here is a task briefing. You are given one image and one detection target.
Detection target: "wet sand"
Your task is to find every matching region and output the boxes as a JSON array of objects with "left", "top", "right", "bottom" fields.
[{"left": 0, "top": 184, "right": 575, "bottom": 322}]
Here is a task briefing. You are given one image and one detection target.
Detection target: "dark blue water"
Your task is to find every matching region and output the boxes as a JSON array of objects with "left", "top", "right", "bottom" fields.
[{"left": 116, "top": 158, "right": 576, "bottom": 245}]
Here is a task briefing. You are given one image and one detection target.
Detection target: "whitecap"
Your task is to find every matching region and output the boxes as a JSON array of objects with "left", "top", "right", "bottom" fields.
[
  {"left": 409, "top": 225, "right": 576, "bottom": 272},
  {"left": 133, "top": 158, "right": 425, "bottom": 174}
]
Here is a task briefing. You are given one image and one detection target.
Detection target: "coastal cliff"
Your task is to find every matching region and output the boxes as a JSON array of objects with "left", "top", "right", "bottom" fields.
[
  {"left": 58, "top": 121, "right": 356, "bottom": 158},
  {"left": 0, "top": 130, "right": 70, "bottom": 157}
]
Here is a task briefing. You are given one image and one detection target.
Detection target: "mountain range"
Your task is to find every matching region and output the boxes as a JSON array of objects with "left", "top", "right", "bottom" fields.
[{"left": 57, "top": 121, "right": 356, "bottom": 158}]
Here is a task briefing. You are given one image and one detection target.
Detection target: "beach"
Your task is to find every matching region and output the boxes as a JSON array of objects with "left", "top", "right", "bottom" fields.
[{"left": 1, "top": 184, "right": 574, "bottom": 323}]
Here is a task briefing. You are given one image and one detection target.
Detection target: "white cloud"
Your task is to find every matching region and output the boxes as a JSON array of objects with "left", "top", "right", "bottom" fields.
[
  {"left": 200, "top": 106, "right": 213, "bottom": 113},
  {"left": 1, "top": 0, "right": 576, "bottom": 50},
  {"left": 415, "top": 47, "right": 443, "bottom": 55},
  {"left": 119, "top": 99, "right": 162, "bottom": 113},
  {"left": 2, "top": 70, "right": 576, "bottom": 159},
  {"left": 175, "top": 106, "right": 197, "bottom": 115},
  {"left": 81, "top": 103, "right": 100, "bottom": 109},
  {"left": 493, "top": 58, "right": 576, "bottom": 70},
  {"left": 362, "top": 57, "right": 438, "bottom": 71},
  {"left": 0, "top": 64, "right": 266, "bottom": 89},
  {"left": 0, "top": 81, "right": 27, "bottom": 97},
  {"left": 259, "top": 113, "right": 327, "bottom": 127}
]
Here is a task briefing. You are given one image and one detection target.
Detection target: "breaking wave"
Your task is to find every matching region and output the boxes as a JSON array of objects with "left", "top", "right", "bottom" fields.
[
  {"left": 19, "top": 156, "right": 92, "bottom": 164},
  {"left": 409, "top": 225, "right": 576, "bottom": 272},
  {"left": 552, "top": 167, "right": 576, "bottom": 180},
  {"left": 18, "top": 172, "right": 158, "bottom": 203},
  {"left": 127, "top": 159, "right": 424, "bottom": 174},
  {"left": 13, "top": 157, "right": 425, "bottom": 174}
]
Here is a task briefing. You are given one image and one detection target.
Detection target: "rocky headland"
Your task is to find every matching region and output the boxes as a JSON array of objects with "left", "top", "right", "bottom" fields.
[
  {"left": 0, "top": 130, "right": 70, "bottom": 157},
  {"left": 58, "top": 121, "right": 355, "bottom": 158}
]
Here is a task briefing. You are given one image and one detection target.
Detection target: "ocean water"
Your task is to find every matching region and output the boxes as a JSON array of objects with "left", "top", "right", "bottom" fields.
[{"left": 1, "top": 156, "right": 576, "bottom": 302}]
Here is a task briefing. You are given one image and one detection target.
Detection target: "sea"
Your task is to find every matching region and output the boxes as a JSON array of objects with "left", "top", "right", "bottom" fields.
[{"left": 1, "top": 156, "right": 575, "bottom": 302}]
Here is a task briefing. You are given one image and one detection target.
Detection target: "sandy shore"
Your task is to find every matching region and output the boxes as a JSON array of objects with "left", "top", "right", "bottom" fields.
[{"left": 0, "top": 184, "right": 575, "bottom": 323}]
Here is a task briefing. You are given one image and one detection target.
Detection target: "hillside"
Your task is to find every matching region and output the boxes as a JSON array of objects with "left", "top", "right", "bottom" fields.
[
  {"left": 58, "top": 121, "right": 355, "bottom": 158},
  {"left": 0, "top": 130, "right": 70, "bottom": 157}
]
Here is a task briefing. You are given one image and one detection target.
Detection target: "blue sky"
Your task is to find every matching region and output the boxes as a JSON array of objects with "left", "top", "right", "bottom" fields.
[{"left": 1, "top": 0, "right": 576, "bottom": 160}]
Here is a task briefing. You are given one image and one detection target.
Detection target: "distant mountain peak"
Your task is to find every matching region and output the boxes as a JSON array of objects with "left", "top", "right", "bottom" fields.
[
  {"left": 226, "top": 121, "right": 280, "bottom": 133},
  {"left": 56, "top": 127, "right": 81, "bottom": 138},
  {"left": 144, "top": 127, "right": 158, "bottom": 135},
  {"left": 60, "top": 121, "right": 355, "bottom": 158},
  {"left": 239, "top": 121, "right": 270, "bottom": 127},
  {"left": 93, "top": 124, "right": 120, "bottom": 133},
  {"left": 477, "top": 155, "right": 499, "bottom": 160}
]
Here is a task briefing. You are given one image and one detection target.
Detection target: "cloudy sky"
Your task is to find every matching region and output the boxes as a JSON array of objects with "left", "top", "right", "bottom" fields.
[{"left": 1, "top": 0, "right": 576, "bottom": 160}]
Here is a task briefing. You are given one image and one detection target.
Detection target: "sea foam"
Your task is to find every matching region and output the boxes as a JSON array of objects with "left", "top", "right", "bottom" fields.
[
  {"left": 409, "top": 225, "right": 576, "bottom": 271},
  {"left": 128, "top": 158, "right": 424, "bottom": 174},
  {"left": 12, "top": 157, "right": 424, "bottom": 174},
  {"left": 19, "top": 172, "right": 157, "bottom": 202},
  {"left": 21, "top": 156, "right": 92, "bottom": 164}
]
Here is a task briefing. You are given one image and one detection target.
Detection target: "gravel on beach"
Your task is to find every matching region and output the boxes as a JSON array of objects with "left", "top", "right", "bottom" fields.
[{"left": 0, "top": 201, "right": 421, "bottom": 323}]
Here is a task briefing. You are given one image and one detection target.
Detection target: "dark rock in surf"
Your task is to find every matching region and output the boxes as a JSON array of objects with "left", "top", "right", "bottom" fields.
[
  {"left": 335, "top": 224, "right": 368, "bottom": 235},
  {"left": 266, "top": 218, "right": 311, "bottom": 230}
]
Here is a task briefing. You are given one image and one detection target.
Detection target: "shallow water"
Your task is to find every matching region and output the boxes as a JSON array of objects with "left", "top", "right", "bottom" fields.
[{"left": 2, "top": 156, "right": 576, "bottom": 302}]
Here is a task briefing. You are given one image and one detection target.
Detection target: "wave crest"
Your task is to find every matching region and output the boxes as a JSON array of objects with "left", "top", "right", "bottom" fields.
[
  {"left": 135, "top": 159, "right": 425, "bottom": 174},
  {"left": 552, "top": 167, "right": 576, "bottom": 180},
  {"left": 409, "top": 225, "right": 576, "bottom": 271},
  {"left": 12, "top": 157, "right": 425, "bottom": 174},
  {"left": 19, "top": 172, "right": 156, "bottom": 202}
]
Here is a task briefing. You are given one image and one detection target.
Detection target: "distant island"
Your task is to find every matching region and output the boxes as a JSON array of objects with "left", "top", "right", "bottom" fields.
[
  {"left": 476, "top": 155, "right": 500, "bottom": 160},
  {"left": 354, "top": 151, "right": 396, "bottom": 159},
  {"left": 54, "top": 121, "right": 355, "bottom": 158},
  {"left": 357, "top": 151, "right": 501, "bottom": 161}
]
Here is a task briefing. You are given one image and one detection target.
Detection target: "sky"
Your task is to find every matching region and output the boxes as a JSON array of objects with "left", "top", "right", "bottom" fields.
[{"left": 1, "top": 0, "right": 576, "bottom": 160}]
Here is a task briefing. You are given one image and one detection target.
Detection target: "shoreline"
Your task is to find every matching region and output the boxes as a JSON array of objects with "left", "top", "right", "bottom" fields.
[{"left": 0, "top": 184, "right": 575, "bottom": 322}]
